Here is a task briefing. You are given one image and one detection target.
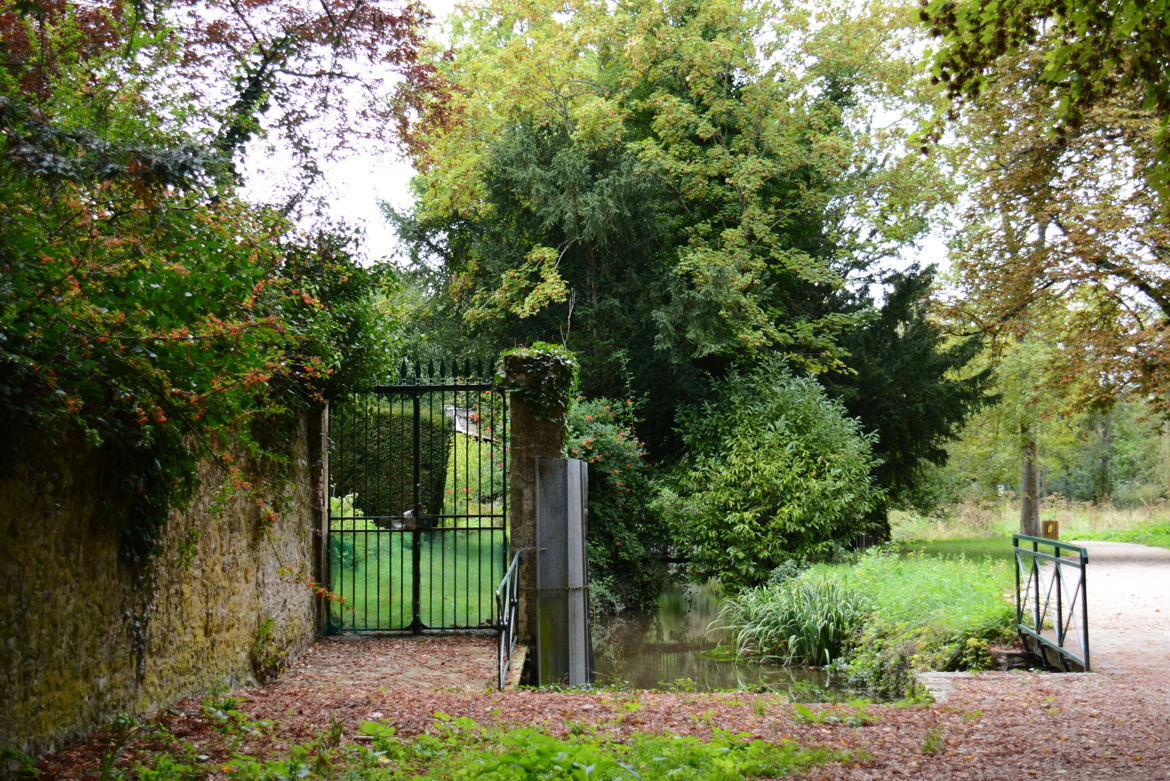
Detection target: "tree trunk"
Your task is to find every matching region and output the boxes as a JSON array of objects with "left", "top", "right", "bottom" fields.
[
  {"left": 1097, "top": 413, "right": 1113, "bottom": 503},
  {"left": 1019, "top": 421, "right": 1041, "bottom": 536}
]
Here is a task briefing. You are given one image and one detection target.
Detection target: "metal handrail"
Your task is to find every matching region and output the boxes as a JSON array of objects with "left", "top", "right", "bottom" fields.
[
  {"left": 495, "top": 552, "right": 522, "bottom": 689},
  {"left": 1013, "top": 534, "right": 1090, "bottom": 671}
]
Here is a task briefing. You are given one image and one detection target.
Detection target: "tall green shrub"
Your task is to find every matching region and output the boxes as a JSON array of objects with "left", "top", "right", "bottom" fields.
[
  {"left": 719, "top": 579, "right": 867, "bottom": 665},
  {"left": 566, "top": 396, "right": 665, "bottom": 612},
  {"left": 330, "top": 400, "right": 452, "bottom": 524},
  {"left": 673, "top": 360, "right": 880, "bottom": 589}
]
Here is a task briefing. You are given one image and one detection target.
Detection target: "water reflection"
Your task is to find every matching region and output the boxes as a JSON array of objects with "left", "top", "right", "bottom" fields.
[{"left": 591, "top": 581, "right": 854, "bottom": 699}]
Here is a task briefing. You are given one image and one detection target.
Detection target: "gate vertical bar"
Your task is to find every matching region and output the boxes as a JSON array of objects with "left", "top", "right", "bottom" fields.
[
  {"left": 411, "top": 390, "right": 423, "bottom": 634},
  {"left": 1080, "top": 546, "right": 1090, "bottom": 670},
  {"left": 1032, "top": 539, "right": 1041, "bottom": 629},
  {"left": 1013, "top": 537, "right": 1021, "bottom": 628},
  {"left": 1055, "top": 546, "right": 1065, "bottom": 649}
]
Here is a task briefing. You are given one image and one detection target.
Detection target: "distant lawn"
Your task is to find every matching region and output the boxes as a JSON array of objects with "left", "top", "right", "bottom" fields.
[
  {"left": 329, "top": 527, "right": 507, "bottom": 631},
  {"left": 895, "top": 523, "right": 1170, "bottom": 560},
  {"left": 896, "top": 536, "right": 1015, "bottom": 561},
  {"left": 1072, "top": 522, "right": 1170, "bottom": 551}
]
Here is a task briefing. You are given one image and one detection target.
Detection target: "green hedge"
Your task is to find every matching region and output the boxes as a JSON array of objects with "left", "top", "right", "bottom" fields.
[{"left": 330, "top": 398, "right": 452, "bottom": 525}]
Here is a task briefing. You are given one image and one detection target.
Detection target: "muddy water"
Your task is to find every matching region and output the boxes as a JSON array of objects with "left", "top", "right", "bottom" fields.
[{"left": 591, "top": 581, "right": 856, "bottom": 698}]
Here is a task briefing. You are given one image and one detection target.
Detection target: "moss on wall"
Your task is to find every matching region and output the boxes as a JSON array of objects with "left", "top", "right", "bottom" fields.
[{"left": 0, "top": 415, "right": 321, "bottom": 762}]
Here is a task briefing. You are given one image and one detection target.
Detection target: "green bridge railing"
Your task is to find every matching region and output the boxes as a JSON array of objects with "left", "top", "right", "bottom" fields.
[{"left": 1013, "top": 534, "right": 1090, "bottom": 672}]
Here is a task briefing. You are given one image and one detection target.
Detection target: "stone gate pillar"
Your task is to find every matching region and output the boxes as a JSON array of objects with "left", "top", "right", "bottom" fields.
[{"left": 500, "top": 345, "right": 577, "bottom": 649}]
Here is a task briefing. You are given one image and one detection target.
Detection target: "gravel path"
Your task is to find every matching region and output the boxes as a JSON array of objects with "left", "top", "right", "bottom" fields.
[{"left": 1071, "top": 540, "right": 1170, "bottom": 675}]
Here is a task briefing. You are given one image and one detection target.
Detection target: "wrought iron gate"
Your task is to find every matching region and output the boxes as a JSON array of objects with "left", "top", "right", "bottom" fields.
[{"left": 326, "top": 361, "right": 508, "bottom": 633}]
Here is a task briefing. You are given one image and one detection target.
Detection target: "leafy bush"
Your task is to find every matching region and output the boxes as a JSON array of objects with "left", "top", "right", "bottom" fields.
[
  {"left": 112, "top": 714, "right": 851, "bottom": 780},
  {"left": 567, "top": 396, "right": 666, "bottom": 612},
  {"left": 719, "top": 579, "right": 868, "bottom": 665},
  {"left": 822, "top": 550, "right": 1014, "bottom": 696},
  {"left": 367, "top": 715, "right": 845, "bottom": 780},
  {"left": 672, "top": 360, "right": 881, "bottom": 589},
  {"left": 330, "top": 400, "right": 451, "bottom": 523}
]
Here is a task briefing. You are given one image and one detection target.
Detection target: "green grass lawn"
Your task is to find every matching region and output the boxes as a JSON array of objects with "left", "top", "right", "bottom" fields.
[
  {"left": 896, "top": 521, "right": 1170, "bottom": 560},
  {"left": 896, "top": 536, "right": 1016, "bottom": 561},
  {"left": 1072, "top": 522, "right": 1170, "bottom": 551},
  {"left": 329, "top": 527, "right": 507, "bottom": 630},
  {"left": 890, "top": 500, "right": 1169, "bottom": 542}
]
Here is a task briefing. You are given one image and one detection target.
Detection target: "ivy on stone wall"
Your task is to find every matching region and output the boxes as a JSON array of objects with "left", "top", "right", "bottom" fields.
[{"left": 0, "top": 8, "right": 398, "bottom": 568}]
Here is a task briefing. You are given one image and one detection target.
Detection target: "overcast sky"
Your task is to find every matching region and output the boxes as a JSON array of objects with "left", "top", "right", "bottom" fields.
[{"left": 309, "top": 0, "right": 460, "bottom": 263}]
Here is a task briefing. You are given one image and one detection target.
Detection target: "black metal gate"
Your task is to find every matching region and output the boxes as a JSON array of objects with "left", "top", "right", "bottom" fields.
[{"left": 326, "top": 361, "right": 508, "bottom": 632}]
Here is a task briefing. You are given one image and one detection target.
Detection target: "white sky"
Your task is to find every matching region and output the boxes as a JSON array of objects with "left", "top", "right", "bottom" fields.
[{"left": 305, "top": 0, "right": 460, "bottom": 264}]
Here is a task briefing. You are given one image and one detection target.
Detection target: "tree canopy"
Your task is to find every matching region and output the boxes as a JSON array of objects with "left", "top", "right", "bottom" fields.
[
  {"left": 393, "top": 0, "right": 952, "bottom": 450},
  {"left": 921, "top": 0, "right": 1170, "bottom": 207}
]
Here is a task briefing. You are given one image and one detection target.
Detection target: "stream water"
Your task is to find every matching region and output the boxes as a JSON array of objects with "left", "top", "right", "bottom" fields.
[{"left": 590, "top": 582, "right": 858, "bottom": 699}]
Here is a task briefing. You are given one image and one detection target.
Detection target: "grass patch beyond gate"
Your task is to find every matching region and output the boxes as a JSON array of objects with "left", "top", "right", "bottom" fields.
[{"left": 329, "top": 527, "right": 506, "bottom": 630}]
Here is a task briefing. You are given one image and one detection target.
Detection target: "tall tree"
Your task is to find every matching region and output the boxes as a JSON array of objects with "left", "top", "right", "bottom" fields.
[
  {"left": 920, "top": 0, "right": 1170, "bottom": 207},
  {"left": 819, "top": 266, "right": 991, "bottom": 537},
  {"left": 393, "top": 0, "right": 949, "bottom": 450},
  {"left": 934, "top": 40, "right": 1170, "bottom": 526},
  {"left": 1, "top": 0, "right": 439, "bottom": 216},
  {"left": 0, "top": 1, "right": 407, "bottom": 559}
]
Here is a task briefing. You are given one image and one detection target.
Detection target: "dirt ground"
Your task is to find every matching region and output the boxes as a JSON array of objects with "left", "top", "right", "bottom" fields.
[{"left": 31, "top": 541, "right": 1170, "bottom": 780}]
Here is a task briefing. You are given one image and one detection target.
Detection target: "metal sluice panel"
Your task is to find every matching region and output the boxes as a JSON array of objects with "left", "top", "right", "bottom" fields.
[{"left": 326, "top": 363, "right": 508, "bottom": 632}]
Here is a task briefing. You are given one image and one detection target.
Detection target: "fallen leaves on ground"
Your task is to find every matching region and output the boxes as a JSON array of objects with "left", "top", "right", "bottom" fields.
[{"left": 33, "top": 634, "right": 1170, "bottom": 780}]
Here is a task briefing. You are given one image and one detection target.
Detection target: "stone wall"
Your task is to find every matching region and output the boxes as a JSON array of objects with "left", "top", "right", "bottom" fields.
[{"left": 0, "top": 413, "right": 325, "bottom": 761}]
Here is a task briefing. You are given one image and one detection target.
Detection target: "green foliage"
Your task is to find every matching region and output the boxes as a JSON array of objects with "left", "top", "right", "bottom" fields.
[
  {"left": 566, "top": 397, "right": 665, "bottom": 612},
  {"left": 815, "top": 550, "right": 1015, "bottom": 697},
  {"left": 819, "top": 267, "right": 991, "bottom": 526},
  {"left": 250, "top": 617, "right": 289, "bottom": 684},
  {"left": 1076, "top": 522, "right": 1170, "bottom": 552},
  {"left": 103, "top": 713, "right": 851, "bottom": 780},
  {"left": 201, "top": 695, "right": 273, "bottom": 745},
  {"left": 326, "top": 504, "right": 506, "bottom": 631},
  {"left": 671, "top": 360, "right": 880, "bottom": 589},
  {"left": 898, "top": 537, "right": 1015, "bottom": 562},
  {"left": 497, "top": 341, "right": 579, "bottom": 422},
  {"left": 376, "top": 716, "right": 845, "bottom": 780},
  {"left": 330, "top": 400, "right": 452, "bottom": 522},
  {"left": 395, "top": 0, "right": 946, "bottom": 453},
  {"left": 274, "top": 231, "right": 403, "bottom": 401},
  {"left": 790, "top": 702, "right": 878, "bottom": 727},
  {"left": 723, "top": 549, "right": 1015, "bottom": 697},
  {"left": 935, "top": 375, "right": 1169, "bottom": 508},
  {"left": 921, "top": 0, "right": 1170, "bottom": 206},
  {"left": 0, "top": 5, "right": 399, "bottom": 567},
  {"left": 719, "top": 579, "right": 868, "bottom": 665}
]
